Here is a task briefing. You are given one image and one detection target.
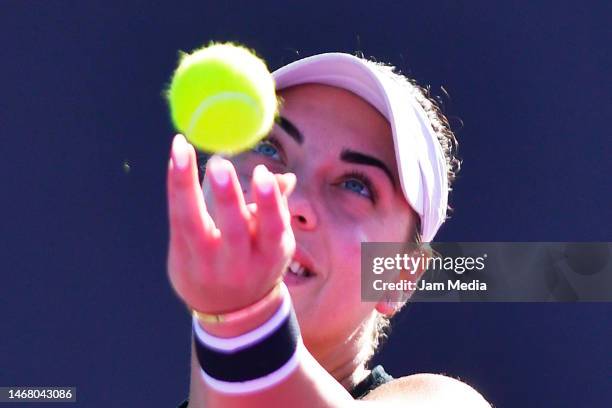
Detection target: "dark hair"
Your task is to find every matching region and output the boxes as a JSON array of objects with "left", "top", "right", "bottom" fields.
[{"left": 360, "top": 56, "right": 461, "bottom": 364}]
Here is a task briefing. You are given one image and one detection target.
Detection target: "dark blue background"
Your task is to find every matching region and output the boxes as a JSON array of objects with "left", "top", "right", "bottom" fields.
[{"left": 1, "top": 1, "right": 610, "bottom": 407}]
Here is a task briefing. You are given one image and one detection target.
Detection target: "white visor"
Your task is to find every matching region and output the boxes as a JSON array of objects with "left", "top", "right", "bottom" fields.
[{"left": 272, "top": 53, "right": 448, "bottom": 242}]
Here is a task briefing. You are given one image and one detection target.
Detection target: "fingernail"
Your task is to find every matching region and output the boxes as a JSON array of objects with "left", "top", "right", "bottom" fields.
[
  {"left": 209, "top": 156, "right": 230, "bottom": 187},
  {"left": 283, "top": 173, "right": 297, "bottom": 189},
  {"left": 172, "top": 135, "right": 189, "bottom": 170},
  {"left": 254, "top": 165, "right": 274, "bottom": 195}
]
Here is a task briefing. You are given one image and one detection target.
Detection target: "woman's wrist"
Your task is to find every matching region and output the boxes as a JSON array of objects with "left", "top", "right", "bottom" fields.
[
  {"left": 192, "top": 282, "right": 303, "bottom": 394},
  {"left": 192, "top": 282, "right": 285, "bottom": 338}
]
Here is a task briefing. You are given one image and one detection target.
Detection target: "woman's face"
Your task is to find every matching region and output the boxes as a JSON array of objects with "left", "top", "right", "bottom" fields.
[{"left": 204, "top": 84, "right": 419, "bottom": 352}]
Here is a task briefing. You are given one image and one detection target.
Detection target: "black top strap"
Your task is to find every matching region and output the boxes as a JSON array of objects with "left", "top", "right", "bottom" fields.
[{"left": 350, "top": 365, "right": 394, "bottom": 400}]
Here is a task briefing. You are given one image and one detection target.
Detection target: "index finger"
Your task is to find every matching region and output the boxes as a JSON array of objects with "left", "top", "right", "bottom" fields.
[{"left": 167, "top": 134, "right": 216, "bottom": 247}]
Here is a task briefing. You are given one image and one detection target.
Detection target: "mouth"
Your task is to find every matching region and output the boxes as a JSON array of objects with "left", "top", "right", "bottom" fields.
[
  {"left": 286, "top": 260, "right": 314, "bottom": 278},
  {"left": 284, "top": 248, "right": 317, "bottom": 285}
]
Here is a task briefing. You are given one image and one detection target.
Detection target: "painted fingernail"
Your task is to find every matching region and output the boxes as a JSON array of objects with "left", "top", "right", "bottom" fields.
[
  {"left": 172, "top": 135, "right": 189, "bottom": 170},
  {"left": 254, "top": 165, "right": 274, "bottom": 195},
  {"left": 209, "top": 156, "right": 230, "bottom": 187}
]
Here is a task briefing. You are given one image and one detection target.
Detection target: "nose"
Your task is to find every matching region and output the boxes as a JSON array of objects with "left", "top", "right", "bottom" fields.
[{"left": 287, "top": 190, "right": 318, "bottom": 231}]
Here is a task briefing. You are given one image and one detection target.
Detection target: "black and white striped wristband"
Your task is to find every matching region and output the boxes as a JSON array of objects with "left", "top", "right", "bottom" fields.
[{"left": 192, "top": 283, "right": 303, "bottom": 394}]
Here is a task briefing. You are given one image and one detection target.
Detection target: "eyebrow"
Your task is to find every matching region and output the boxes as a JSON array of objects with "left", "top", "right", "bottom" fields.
[
  {"left": 276, "top": 115, "right": 304, "bottom": 144},
  {"left": 276, "top": 115, "right": 396, "bottom": 190},
  {"left": 340, "top": 149, "right": 397, "bottom": 190}
]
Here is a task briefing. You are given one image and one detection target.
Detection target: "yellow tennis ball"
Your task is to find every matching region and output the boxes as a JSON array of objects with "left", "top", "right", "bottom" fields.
[{"left": 166, "top": 42, "right": 278, "bottom": 154}]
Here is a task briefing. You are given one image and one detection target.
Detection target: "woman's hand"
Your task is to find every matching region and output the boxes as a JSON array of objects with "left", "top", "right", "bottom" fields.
[{"left": 166, "top": 134, "right": 297, "bottom": 314}]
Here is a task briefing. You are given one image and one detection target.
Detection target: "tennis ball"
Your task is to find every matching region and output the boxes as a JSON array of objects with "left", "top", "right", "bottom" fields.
[{"left": 166, "top": 42, "right": 278, "bottom": 154}]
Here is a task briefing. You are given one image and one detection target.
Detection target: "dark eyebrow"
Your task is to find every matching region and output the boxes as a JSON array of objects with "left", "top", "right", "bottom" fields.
[
  {"left": 275, "top": 115, "right": 304, "bottom": 145},
  {"left": 274, "top": 116, "right": 395, "bottom": 190},
  {"left": 340, "top": 149, "right": 397, "bottom": 190}
]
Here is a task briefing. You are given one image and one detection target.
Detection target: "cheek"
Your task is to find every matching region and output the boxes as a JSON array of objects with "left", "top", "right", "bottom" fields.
[
  {"left": 330, "top": 226, "right": 369, "bottom": 285},
  {"left": 323, "top": 225, "right": 375, "bottom": 317},
  {"left": 327, "top": 223, "right": 368, "bottom": 276}
]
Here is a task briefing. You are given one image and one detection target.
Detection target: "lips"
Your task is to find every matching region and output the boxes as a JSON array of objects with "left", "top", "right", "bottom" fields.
[
  {"left": 287, "top": 260, "right": 310, "bottom": 277},
  {"left": 285, "top": 247, "right": 317, "bottom": 281}
]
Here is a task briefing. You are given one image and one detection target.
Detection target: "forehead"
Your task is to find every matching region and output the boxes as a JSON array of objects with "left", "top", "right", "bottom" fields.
[{"left": 276, "top": 84, "right": 398, "bottom": 179}]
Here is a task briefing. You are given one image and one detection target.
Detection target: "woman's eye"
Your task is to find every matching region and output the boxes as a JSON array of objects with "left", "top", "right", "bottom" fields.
[
  {"left": 253, "top": 140, "right": 281, "bottom": 161},
  {"left": 341, "top": 178, "right": 373, "bottom": 200}
]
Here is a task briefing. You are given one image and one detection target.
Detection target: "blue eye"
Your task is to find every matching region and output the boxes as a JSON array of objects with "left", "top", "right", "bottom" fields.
[
  {"left": 338, "top": 171, "right": 378, "bottom": 203},
  {"left": 341, "top": 177, "right": 373, "bottom": 200},
  {"left": 253, "top": 140, "right": 281, "bottom": 161}
]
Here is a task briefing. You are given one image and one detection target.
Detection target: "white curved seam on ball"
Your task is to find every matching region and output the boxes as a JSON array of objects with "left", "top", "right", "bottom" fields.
[{"left": 187, "top": 92, "right": 261, "bottom": 138}]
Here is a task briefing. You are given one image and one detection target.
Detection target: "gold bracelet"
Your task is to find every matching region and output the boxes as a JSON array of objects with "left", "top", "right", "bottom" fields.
[{"left": 191, "top": 284, "right": 283, "bottom": 324}]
